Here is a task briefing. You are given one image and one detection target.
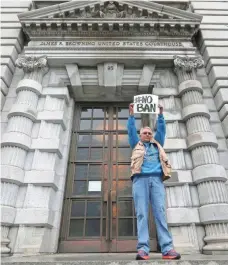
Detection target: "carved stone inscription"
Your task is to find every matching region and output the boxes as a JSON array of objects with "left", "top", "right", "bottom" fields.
[{"left": 34, "top": 40, "right": 183, "bottom": 48}]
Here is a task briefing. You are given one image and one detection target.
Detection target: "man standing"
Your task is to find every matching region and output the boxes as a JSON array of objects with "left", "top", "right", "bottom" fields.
[{"left": 127, "top": 103, "right": 181, "bottom": 260}]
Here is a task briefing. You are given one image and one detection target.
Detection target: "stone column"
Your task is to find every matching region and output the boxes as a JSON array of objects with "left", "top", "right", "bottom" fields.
[
  {"left": 174, "top": 55, "right": 228, "bottom": 254},
  {"left": 1, "top": 56, "right": 48, "bottom": 255}
]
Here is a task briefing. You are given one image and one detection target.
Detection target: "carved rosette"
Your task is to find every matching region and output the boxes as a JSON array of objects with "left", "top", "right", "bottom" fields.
[{"left": 174, "top": 55, "right": 204, "bottom": 83}]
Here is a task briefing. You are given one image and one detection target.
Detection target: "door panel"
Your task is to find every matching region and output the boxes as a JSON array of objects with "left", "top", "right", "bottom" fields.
[{"left": 59, "top": 104, "right": 157, "bottom": 253}]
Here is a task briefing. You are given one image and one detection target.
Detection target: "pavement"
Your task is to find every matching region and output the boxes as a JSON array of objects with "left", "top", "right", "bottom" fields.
[{"left": 2, "top": 253, "right": 228, "bottom": 265}]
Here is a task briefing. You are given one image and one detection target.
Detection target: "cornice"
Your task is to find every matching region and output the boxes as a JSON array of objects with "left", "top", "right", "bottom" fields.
[
  {"left": 121, "top": 1, "right": 202, "bottom": 20},
  {"left": 19, "top": 0, "right": 202, "bottom": 21},
  {"left": 22, "top": 19, "right": 200, "bottom": 39},
  {"left": 18, "top": 1, "right": 202, "bottom": 39}
]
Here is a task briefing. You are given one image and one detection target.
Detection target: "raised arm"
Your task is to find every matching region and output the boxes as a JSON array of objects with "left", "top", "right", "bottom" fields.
[
  {"left": 127, "top": 104, "right": 139, "bottom": 149},
  {"left": 154, "top": 105, "right": 166, "bottom": 147}
]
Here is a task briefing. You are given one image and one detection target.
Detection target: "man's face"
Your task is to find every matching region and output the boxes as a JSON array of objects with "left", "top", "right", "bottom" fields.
[{"left": 140, "top": 128, "right": 153, "bottom": 142}]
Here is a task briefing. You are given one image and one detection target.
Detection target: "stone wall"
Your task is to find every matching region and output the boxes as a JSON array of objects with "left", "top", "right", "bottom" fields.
[
  {"left": 0, "top": 0, "right": 30, "bottom": 111},
  {"left": 0, "top": 1, "right": 74, "bottom": 255},
  {"left": 191, "top": 0, "right": 228, "bottom": 180},
  {"left": 1, "top": 0, "right": 228, "bottom": 256},
  {"left": 1, "top": 60, "right": 74, "bottom": 254}
]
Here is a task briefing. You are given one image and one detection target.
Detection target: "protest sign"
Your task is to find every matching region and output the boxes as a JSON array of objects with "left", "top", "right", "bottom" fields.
[{"left": 133, "top": 94, "right": 159, "bottom": 114}]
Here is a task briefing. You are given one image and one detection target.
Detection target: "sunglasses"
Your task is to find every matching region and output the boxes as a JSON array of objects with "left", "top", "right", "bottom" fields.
[{"left": 142, "top": 132, "right": 152, "bottom": 135}]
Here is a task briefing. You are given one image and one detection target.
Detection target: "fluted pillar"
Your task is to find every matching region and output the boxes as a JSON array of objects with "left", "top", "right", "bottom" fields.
[
  {"left": 174, "top": 55, "right": 228, "bottom": 254},
  {"left": 0, "top": 56, "right": 48, "bottom": 255}
]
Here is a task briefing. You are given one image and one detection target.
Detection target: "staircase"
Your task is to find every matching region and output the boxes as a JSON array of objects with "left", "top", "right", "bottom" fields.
[{"left": 2, "top": 253, "right": 228, "bottom": 265}]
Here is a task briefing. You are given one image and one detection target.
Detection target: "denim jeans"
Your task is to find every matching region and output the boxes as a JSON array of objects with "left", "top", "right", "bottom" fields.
[{"left": 132, "top": 175, "right": 173, "bottom": 255}]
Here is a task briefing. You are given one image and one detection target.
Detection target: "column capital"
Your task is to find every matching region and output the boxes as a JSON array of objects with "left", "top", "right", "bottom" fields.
[
  {"left": 174, "top": 55, "right": 204, "bottom": 83},
  {"left": 16, "top": 56, "right": 48, "bottom": 73},
  {"left": 174, "top": 55, "right": 204, "bottom": 73}
]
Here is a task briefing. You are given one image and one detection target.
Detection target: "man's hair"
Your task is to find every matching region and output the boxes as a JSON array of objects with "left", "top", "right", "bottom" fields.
[{"left": 140, "top": 126, "right": 153, "bottom": 135}]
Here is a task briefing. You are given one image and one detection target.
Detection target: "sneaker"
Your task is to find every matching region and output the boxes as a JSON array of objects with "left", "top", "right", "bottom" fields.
[
  {"left": 162, "top": 249, "right": 181, "bottom": 260},
  {"left": 136, "top": 250, "right": 149, "bottom": 260}
]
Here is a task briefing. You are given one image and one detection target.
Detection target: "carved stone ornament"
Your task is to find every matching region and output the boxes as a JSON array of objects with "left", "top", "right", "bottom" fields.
[
  {"left": 69, "top": 1, "right": 142, "bottom": 18},
  {"left": 96, "top": 1, "right": 126, "bottom": 18},
  {"left": 16, "top": 56, "right": 48, "bottom": 72},
  {"left": 173, "top": 55, "right": 204, "bottom": 72}
]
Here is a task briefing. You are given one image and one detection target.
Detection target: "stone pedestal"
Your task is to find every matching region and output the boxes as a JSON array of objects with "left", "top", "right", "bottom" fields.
[
  {"left": 0, "top": 56, "right": 48, "bottom": 255},
  {"left": 174, "top": 55, "right": 228, "bottom": 254}
]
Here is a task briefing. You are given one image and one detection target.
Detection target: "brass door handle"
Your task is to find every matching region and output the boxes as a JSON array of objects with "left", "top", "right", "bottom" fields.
[
  {"left": 111, "top": 190, "right": 116, "bottom": 202},
  {"left": 103, "top": 190, "right": 116, "bottom": 202},
  {"left": 109, "top": 189, "right": 117, "bottom": 241},
  {"left": 105, "top": 189, "right": 112, "bottom": 241},
  {"left": 105, "top": 189, "right": 117, "bottom": 241},
  {"left": 104, "top": 190, "right": 108, "bottom": 202}
]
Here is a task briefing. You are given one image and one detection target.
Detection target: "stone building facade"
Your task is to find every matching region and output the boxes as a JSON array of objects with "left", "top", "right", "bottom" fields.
[{"left": 1, "top": 0, "right": 228, "bottom": 257}]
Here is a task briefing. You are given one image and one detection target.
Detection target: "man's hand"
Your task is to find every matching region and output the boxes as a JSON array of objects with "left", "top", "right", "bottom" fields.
[
  {"left": 129, "top": 103, "right": 134, "bottom": 116},
  {"left": 158, "top": 104, "right": 163, "bottom": 115}
]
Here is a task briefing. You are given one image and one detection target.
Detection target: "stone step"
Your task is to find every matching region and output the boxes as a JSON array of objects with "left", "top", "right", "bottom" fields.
[
  {"left": 2, "top": 254, "right": 228, "bottom": 265},
  {"left": 1, "top": 261, "right": 228, "bottom": 265},
  {"left": 1, "top": 260, "right": 228, "bottom": 265}
]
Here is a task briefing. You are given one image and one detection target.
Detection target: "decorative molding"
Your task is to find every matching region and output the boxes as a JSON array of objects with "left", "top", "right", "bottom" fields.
[
  {"left": 8, "top": 103, "right": 37, "bottom": 122},
  {"left": 15, "top": 56, "right": 48, "bottom": 74},
  {"left": 178, "top": 79, "right": 203, "bottom": 97},
  {"left": 182, "top": 104, "right": 210, "bottom": 121},
  {"left": 19, "top": 0, "right": 203, "bottom": 20},
  {"left": 192, "top": 164, "right": 227, "bottom": 184},
  {"left": 174, "top": 55, "right": 204, "bottom": 73},
  {"left": 1, "top": 165, "right": 25, "bottom": 185},
  {"left": 16, "top": 79, "right": 42, "bottom": 95},
  {"left": 77, "top": 1, "right": 129, "bottom": 19},
  {"left": 199, "top": 204, "right": 228, "bottom": 224},
  {"left": 18, "top": 1, "right": 202, "bottom": 38},
  {"left": 187, "top": 132, "right": 218, "bottom": 150}
]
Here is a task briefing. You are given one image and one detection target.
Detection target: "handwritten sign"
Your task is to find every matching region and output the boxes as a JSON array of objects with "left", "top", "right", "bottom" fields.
[{"left": 134, "top": 94, "right": 159, "bottom": 114}]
